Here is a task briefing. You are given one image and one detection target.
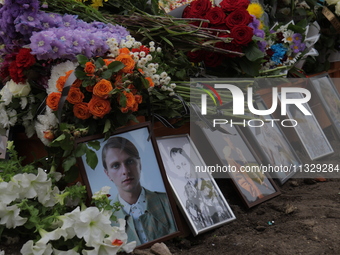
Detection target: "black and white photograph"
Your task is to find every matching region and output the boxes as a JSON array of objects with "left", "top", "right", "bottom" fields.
[
  {"left": 278, "top": 92, "right": 334, "bottom": 160},
  {"left": 156, "top": 134, "right": 236, "bottom": 235},
  {"left": 310, "top": 73, "right": 340, "bottom": 138},
  {"left": 76, "top": 123, "right": 180, "bottom": 248},
  {"left": 243, "top": 98, "right": 302, "bottom": 185}
]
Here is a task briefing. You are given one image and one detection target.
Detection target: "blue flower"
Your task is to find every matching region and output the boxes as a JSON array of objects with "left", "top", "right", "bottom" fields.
[{"left": 271, "top": 43, "right": 287, "bottom": 64}]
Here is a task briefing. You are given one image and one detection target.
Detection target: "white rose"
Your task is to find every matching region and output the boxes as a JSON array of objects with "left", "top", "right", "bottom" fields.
[
  {"left": 6, "top": 80, "right": 31, "bottom": 97},
  {"left": 326, "top": 0, "right": 339, "bottom": 5},
  {"left": 335, "top": 2, "right": 340, "bottom": 16}
]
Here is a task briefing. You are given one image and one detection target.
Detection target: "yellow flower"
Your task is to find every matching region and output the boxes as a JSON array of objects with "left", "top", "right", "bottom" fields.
[
  {"left": 90, "top": 0, "right": 108, "bottom": 9},
  {"left": 247, "top": 3, "right": 264, "bottom": 19}
]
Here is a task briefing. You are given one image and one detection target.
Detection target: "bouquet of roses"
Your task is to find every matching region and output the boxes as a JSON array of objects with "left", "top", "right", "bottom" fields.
[{"left": 180, "top": 0, "right": 266, "bottom": 77}]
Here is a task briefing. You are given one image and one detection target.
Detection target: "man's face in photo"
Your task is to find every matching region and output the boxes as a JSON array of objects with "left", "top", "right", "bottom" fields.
[{"left": 104, "top": 148, "right": 142, "bottom": 194}]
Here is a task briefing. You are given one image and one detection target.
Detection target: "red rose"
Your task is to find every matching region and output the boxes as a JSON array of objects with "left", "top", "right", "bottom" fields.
[
  {"left": 187, "top": 50, "right": 204, "bottom": 63},
  {"left": 219, "top": 0, "right": 250, "bottom": 12},
  {"left": 225, "top": 8, "right": 253, "bottom": 29},
  {"left": 205, "top": 7, "right": 226, "bottom": 25},
  {"left": 203, "top": 51, "right": 224, "bottom": 67},
  {"left": 9, "top": 61, "right": 25, "bottom": 83},
  {"left": 230, "top": 25, "right": 253, "bottom": 46},
  {"left": 185, "top": 0, "right": 212, "bottom": 18},
  {"left": 16, "top": 48, "right": 36, "bottom": 68}
]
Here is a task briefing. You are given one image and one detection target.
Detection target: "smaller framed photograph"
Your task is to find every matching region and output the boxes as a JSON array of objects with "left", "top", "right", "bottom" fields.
[
  {"left": 76, "top": 122, "right": 181, "bottom": 249},
  {"left": 278, "top": 92, "right": 334, "bottom": 160},
  {"left": 0, "top": 130, "right": 10, "bottom": 160},
  {"left": 156, "top": 134, "right": 236, "bottom": 236},
  {"left": 242, "top": 98, "right": 302, "bottom": 185},
  {"left": 310, "top": 73, "right": 340, "bottom": 139},
  {"left": 192, "top": 123, "right": 281, "bottom": 208}
]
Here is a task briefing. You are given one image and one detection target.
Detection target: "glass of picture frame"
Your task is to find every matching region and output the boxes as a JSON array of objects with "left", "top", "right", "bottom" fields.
[
  {"left": 278, "top": 91, "right": 334, "bottom": 160},
  {"left": 75, "top": 122, "right": 181, "bottom": 249},
  {"left": 156, "top": 134, "right": 236, "bottom": 236},
  {"left": 310, "top": 73, "right": 340, "bottom": 139},
  {"left": 191, "top": 123, "right": 281, "bottom": 208},
  {"left": 242, "top": 97, "right": 302, "bottom": 185}
]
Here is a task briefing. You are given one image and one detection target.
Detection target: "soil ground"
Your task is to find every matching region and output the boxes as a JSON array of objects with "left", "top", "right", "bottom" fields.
[{"left": 163, "top": 133, "right": 340, "bottom": 255}]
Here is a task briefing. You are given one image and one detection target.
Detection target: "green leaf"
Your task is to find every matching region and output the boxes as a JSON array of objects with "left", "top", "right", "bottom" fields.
[
  {"left": 103, "top": 119, "right": 111, "bottom": 133},
  {"left": 102, "top": 69, "right": 114, "bottom": 80},
  {"left": 74, "top": 143, "right": 88, "bottom": 157},
  {"left": 160, "top": 35, "right": 174, "bottom": 47},
  {"left": 64, "top": 165, "right": 80, "bottom": 183},
  {"left": 85, "top": 149, "right": 98, "bottom": 169},
  {"left": 51, "top": 134, "right": 66, "bottom": 144},
  {"left": 62, "top": 156, "right": 77, "bottom": 172},
  {"left": 88, "top": 140, "right": 101, "bottom": 150},
  {"left": 76, "top": 55, "right": 89, "bottom": 65},
  {"left": 95, "top": 58, "right": 105, "bottom": 68},
  {"left": 119, "top": 92, "right": 127, "bottom": 107},
  {"left": 245, "top": 43, "right": 264, "bottom": 62},
  {"left": 108, "top": 61, "right": 125, "bottom": 72}
]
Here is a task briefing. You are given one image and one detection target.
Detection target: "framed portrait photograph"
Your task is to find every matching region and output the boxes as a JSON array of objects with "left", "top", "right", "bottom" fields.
[
  {"left": 156, "top": 134, "right": 236, "bottom": 236},
  {"left": 191, "top": 123, "right": 281, "bottom": 208},
  {"left": 76, "top": 122, "right": 181, "bottom": 248},
  {"left": 278, "top": 92, "right": 334, "bottom": 160},
  {"left": 242, "top": 98, "right": 302, "bottom": 185},
  {"left": 310, "top": 73, "right": 340, "bottom": 139}
]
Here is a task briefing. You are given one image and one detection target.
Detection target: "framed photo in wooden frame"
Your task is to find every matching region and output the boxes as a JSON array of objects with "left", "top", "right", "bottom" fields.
[
  {"left": 75, "top": 122, "right": 181, "bottom": 249},
  {"left": 278, "top": 92, "right": 334, "bottom": 160},
  {"left": 309, "top": 73, "right": 340, "bottom": 139},
  {"left": 242, "top": 97, "right": 302, "bottom": 185},
  {"left": 156, "top": 134, "right": 236, "bottom": 235},
  {"left": 191, "top": 123, "right": 281, "bottom": 208}
]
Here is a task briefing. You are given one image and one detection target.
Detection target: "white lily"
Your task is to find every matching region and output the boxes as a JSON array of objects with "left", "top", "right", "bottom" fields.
[
  {"left": 0, "top": 203, "right": 27, "bottom": 228},
  {"left": 20, "top": 240, "right": 53, "bottom": 255}
]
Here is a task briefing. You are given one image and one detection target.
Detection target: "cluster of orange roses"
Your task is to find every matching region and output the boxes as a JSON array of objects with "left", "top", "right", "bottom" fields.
[{"left": 46, "top": 47, "right": 153, "bottom": 121}]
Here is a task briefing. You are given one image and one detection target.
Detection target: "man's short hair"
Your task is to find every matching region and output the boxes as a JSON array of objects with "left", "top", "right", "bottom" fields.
[{"left": 102, "top": 136, "right": 140, "bottom": 170}]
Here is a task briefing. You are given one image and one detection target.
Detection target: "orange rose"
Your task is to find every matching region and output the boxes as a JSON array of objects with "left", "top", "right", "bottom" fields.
[
  {"left": 85, "top": 85, "right": 94, "bottom": 92},
  {"left": 114, "top": 74, "right": 123, "bottom": 86},
  {"left": 127, "top": 84, "right": 137, "bottom": 94},
  {"left": 88, "top": 95, "right": 111, "bottom": 118},
  {"left": 46, "top": 92, "right": 61, "bottom": 111},
  {"left": 115, "top": 54, "right": 135, "bottom": 73},
  {"left": 56, "top": 70, "right": 74, "bottom": 91},
  {"left": 145, "top": 77, "right": 154, "bottom": 87},
  {"left": 65, "top": 70, "right": 73, "bottom": 78},
  {"left": 103, "top": 59, "right": 114, "bottom": 66},
  {"left": 66, "top": 87, "right": 84, "bottom": 104},
  {"left": 72, "top": 78, "right": 82, "bottom": 88},
  {"left": 124, "top": 91, "right": 135, "bottom": 108},
  {"left": 134, "top": 94, "right": 142, "bottom": 104},
  {"left": 119, "top": 48, "right": 130, "bottom": 54},
  {"left": 84, "top": 62, "right": 96, "bottom": 76},
  {"left": 73, "top": 102, "right": 92, "bottom": 120},
  {"left": 120, "top": 107, "right": 128, "bottom": 113},
  {"left": 131, "top": 102, "right": 139, "bottom": 112},
  {"left": 93, "top": 79, "right": 113, "bottom": 98},
  {"left": 56, "top": 76, "right": 67, "bottom": 92}
]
